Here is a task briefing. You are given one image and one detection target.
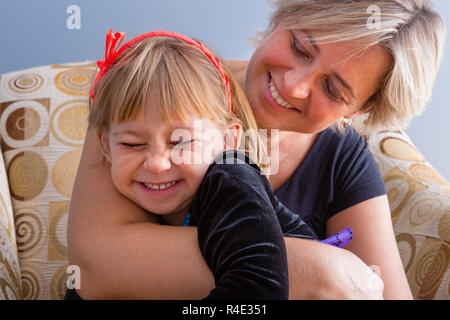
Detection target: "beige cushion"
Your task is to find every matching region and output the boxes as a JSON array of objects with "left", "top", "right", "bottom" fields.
[
  {"left": 0, "top": 62, "right": 95, "bottom": 299},
  {"left": 0, "top": 144, "right": 22, "bottom": 299},
  {"left": 368, "top": 130, "right": 450, "bottom": 300}
]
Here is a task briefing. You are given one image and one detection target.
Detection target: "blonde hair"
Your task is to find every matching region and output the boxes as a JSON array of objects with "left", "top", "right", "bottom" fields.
[
  {"left": 89, "top": 36, "right": 269, "bottom": 173},
  {"left": 258, "top": 0, "right": 446, "bottom": 136}
]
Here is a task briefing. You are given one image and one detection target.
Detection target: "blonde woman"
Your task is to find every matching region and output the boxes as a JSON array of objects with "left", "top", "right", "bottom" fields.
[{"left": 68, "top": 0, "right": 445, "bottom": 299}]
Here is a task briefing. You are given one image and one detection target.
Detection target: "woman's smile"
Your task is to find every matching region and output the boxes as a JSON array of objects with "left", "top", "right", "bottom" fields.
[{"left": 268, "top": 74, "right": 296, "bottom": 110}]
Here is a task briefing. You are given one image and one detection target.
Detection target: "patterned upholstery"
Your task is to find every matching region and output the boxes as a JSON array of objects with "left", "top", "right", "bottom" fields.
[
  {"left": 0, "top": 62, "right": 448, "bottom": 300},
  {"left": 0, "top": 144, "right": 22, "bottom": 299},
  {"left": 0, "top": 62, "right": 95, "bottom": 299},
  {"left": 367, "top": 131, "right": 449, "bottom": 300}
]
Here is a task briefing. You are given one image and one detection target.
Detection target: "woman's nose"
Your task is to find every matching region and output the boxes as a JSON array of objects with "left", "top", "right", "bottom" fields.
[
  {"left": 284, "top": 68, "right": 314, "bottom": 99},
  {"left": 143, "top": 148, "right": 172, "bottom": 173}
]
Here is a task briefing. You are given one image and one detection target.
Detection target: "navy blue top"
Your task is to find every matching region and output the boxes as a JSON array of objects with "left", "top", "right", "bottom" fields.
[{"left": 275, "top": 127, "right": 387, "bottom": 240}]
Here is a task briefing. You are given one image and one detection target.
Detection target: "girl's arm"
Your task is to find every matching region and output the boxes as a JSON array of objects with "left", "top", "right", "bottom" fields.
[
  {"left": 68, "top": 128, "right": 383, "bottom": 299},
  {"left": 192, "top": 158, "right": 290, "bottom": 299},
  {"left": 326, "top": 195, "right": 413, "bottom": 300}
]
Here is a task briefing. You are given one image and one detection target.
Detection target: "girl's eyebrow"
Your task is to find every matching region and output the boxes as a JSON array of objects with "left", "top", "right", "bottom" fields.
[
  {"left": 113, "top": 129, "right": 144, "bottom": 137},
  {"left": 167, "top": 122, "right": 197, "bottom": 131}
]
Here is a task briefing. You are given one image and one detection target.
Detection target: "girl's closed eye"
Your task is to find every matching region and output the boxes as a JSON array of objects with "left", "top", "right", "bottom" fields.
[
  {"left": 170, "top": 139, "right": 195, "bottom": 147},
  {"left": 120, "top": 142, "right": 146, "bottom": 149}
]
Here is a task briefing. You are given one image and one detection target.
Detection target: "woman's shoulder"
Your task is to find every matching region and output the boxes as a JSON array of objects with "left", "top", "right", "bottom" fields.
[
  {"left": 305, "top": 127, "right": 375, "bottom": 179},
  {"left": 321, "top": 126, "right": 367, "bottom": 147},
  {"left": 317, "top": 127, "right": 369, "bottom": 159}
]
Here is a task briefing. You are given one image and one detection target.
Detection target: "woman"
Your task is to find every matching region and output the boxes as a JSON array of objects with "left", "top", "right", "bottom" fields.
[{"left": 67, "top": 0, "right": 445, "bottom": 299}]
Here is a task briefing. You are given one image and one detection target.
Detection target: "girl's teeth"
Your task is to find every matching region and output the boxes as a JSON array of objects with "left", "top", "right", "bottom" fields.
[
  {"left": 269, "top": 79, "right": 295, "bottom": 109},
  {"left": 144, "top": 181, "right": 177, "bottom": 190}
]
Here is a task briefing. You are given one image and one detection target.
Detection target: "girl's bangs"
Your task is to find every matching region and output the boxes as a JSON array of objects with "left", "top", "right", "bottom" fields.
[{"left": 151, "top": 50, "right": 229, "bottom": 125}]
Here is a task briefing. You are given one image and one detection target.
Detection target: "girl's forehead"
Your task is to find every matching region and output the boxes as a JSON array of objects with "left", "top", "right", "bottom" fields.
[
  {"left": 113, "top": 113, "right": 222, "bottom": 134},
  {"left": 140, "top": 99, "right": 223, "bottom": 128}
]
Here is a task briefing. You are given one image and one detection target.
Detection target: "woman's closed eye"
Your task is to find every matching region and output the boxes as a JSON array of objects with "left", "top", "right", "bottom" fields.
[
  {"left": 322, "top": 79, "right": 347, "bottom": 106},
  {"left": 290, "top": 32, "right": 312, "bottom": 62}
]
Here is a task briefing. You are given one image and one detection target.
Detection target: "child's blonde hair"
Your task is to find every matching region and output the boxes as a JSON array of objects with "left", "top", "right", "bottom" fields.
[
  {"left": 258, "top": 0, "right": 446, "bottom": 136},
  {"left": 89, "top": 36, "right": 269, "bottom": 173}
]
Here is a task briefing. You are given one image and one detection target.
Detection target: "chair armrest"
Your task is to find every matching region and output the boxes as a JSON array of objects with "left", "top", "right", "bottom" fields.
[
  {"left": 0, "top": 144, "right": 22, "bottom": 300},
  {"left": 368, "top": 130, "right": 450, "bottom": 300}
]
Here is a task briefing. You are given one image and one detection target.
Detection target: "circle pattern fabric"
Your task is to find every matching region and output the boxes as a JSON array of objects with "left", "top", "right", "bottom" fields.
[{"left": 54, "top": 68, "right": 95, "bottom": 96}]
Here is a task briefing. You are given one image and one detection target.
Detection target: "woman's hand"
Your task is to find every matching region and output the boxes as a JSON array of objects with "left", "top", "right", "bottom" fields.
[
  {"left": 327, "top": 196, "right": 412, "bottom": 299},
  {"left": 322, "top": 245, "right": 384, "bottom": 299},
  {"left": 285, "top": 237, "right": 384, "bottom": 300}
]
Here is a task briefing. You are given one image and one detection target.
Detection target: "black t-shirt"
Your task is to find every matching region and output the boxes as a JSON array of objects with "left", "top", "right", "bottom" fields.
[{"left": 275, "top": 127, "right": 387, "bottom": 239}]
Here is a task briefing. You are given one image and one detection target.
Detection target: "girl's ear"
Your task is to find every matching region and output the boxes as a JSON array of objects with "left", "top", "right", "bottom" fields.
[
  {"left": 97, "top": 128, "right": 112, "bottom": 163},
  {"left": 224, "top": 120, "right": 243, "bottom": 151}
]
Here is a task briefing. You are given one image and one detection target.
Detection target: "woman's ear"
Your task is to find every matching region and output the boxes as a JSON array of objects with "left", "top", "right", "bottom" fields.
[
  {"left": 96, "top": 128, "right": 112, "bottom": 163},
  {"left": 346, "top": 96, "right": 375, "bottom": 120},
  {"left": 224, "top": 120, "right": 243, "bottom": 151},
  {"left": 345, "top": 107, "right": 368, "bottom": 120}
]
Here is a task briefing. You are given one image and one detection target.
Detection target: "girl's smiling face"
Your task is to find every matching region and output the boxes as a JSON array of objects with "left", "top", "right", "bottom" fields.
[{"left": 98, "top": 97, "right": 231, "bottom": 226}]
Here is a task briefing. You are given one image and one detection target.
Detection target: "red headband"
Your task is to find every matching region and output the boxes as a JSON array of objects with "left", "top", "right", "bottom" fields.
[{"left": 90, "top": 28, "right": 233, "bottom": 112}]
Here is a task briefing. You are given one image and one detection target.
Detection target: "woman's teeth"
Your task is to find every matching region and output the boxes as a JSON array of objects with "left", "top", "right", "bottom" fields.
[
  {"left": 269, "top": 78, "right": 295, "bottom": 110},
  {"left": 144, "top": 181, "right": 177, "bottom": 190}
]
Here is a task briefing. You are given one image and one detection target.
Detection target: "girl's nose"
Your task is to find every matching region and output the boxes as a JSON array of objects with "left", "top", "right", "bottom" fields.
[
  {"left": 284, "top": 68, "right": 314, "bottom": 99},
  {"left": 143, "top": 148, "right": 172, "bottom": 174}
]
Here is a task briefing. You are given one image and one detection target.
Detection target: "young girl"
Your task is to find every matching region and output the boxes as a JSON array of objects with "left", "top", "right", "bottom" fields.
[{"left": 72, "top": 29, "right": 320, "bottom": 300}]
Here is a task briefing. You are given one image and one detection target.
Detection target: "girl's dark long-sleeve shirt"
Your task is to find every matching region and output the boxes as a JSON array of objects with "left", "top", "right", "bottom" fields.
[{"left": 189, "top": 151, "right": 317, "bottom": 300}]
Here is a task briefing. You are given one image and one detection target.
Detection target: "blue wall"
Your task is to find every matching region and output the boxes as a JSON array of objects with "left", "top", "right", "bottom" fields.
[
  {"left": 0, "top": 0, "right": 449, "bottom": 179},
  {"left": 0, "top": 0, "right": 271, "bottom": 69}
]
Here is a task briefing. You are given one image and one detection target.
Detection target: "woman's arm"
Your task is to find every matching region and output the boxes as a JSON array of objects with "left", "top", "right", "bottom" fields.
[
  {"left": 67, "top": 128, "right": 215, "bottom": 299},
  {"left": 68, "top": 128, "right": 383, "bottom": 299},
  {"left": 326, "top": 195, "right": 413, "bottom": 300}
]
